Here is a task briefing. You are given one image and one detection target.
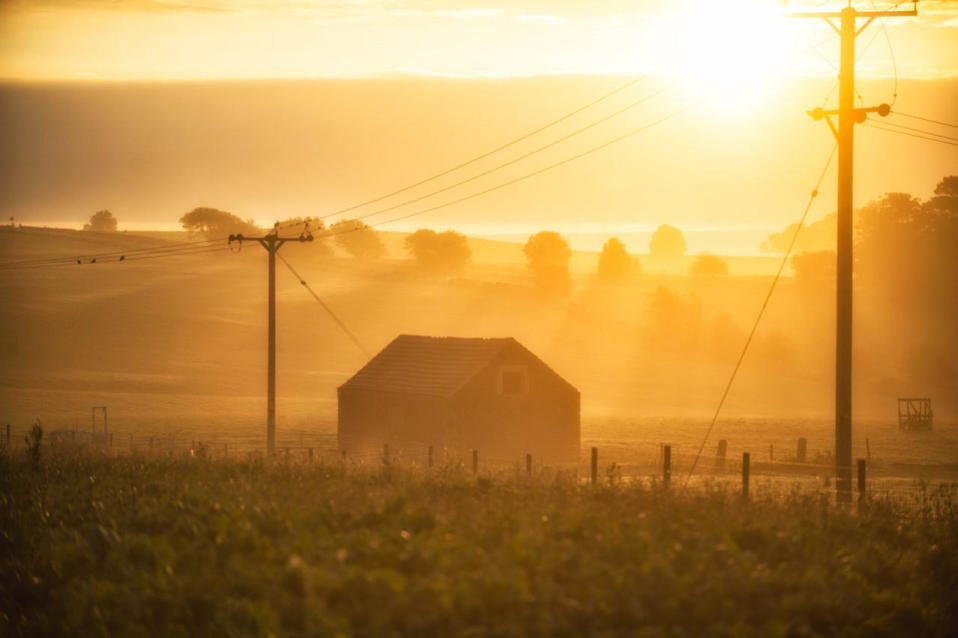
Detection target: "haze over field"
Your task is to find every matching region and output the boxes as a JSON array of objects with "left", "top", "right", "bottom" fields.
[
  {"left": 1, "top": 76, "right": 956, "bottom": 254},
  {"left": 3, "top": 1, "right": 958, "bottom": 635}
]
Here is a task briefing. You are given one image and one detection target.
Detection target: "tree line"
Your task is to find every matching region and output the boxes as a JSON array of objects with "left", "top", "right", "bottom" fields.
[{"left": 80, "top": 206, "right": 733, "bottom": 292}]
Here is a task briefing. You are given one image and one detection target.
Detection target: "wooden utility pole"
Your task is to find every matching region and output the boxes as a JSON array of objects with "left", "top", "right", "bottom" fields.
[
  {"left": 789, "top": 2, "right": 916, "bottom": 502},
  {"left": 231, "top": 225, "right": 313, "bottom": 455}
]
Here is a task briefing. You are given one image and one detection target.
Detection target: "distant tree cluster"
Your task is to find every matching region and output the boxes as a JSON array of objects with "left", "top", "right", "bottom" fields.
[
  {"left": 648, "top": 224, "right": 686, "bottom": 258},
  {"left": 790, "top": 250, "right": 835, "bottom": 288},
  {"left": 689, "top": 253, "right": 728, "bottom": 276},
  {"left": 761, "top": 213, "right": 836, "bottom": 254},
  {"left": 524, "top": 231, "right": 572, "bottom": 295},
  {"left": 330, "top": 219, "right": 386, "bottom": 259},
  {"left": 596, "top": 237, "right": 639, "bottom": 283},
  {"left": 84, "top": 210, "right": 118, "bottom": 232},
  {"left": 180, "top": 207, "right": 259, "bottom": 238},
  {"left": 405, "top": 229, "right": 471, "bottom": 272}
]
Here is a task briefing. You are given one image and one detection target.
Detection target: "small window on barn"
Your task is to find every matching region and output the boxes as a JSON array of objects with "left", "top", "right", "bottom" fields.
[{"left": 499, "top": 365, "right": 528, "bottom": 396}]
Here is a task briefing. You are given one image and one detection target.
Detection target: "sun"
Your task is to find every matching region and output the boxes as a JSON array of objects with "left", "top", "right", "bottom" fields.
[{"left": 644, "top": 0, "right": 794, "bottom": 110}]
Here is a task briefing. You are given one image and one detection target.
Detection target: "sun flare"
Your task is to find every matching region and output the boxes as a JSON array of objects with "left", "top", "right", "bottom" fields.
[{"left": 645, "top": 1, "right": 794, "bottom": 109}]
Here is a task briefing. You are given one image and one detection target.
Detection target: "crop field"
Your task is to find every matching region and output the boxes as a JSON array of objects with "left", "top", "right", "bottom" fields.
[{"left": 2, "top": 445, "right": 957, "bottom": 637}]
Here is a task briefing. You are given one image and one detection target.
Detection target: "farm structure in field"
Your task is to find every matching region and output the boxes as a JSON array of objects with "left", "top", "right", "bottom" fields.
[
  {"left": 898, "top": 397, "right": 933, "bottom": 430},
  {"left": 338, "top": 335, "right": 580, "bottom": 463}
]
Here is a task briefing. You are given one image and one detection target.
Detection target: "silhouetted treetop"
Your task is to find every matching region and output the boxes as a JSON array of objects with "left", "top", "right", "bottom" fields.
[
  {"left": 84, "top": 210, "right": 118, "bottom": 232},
  {"left": 689, "top": 253, "right": 728, "bottom": 276},
  {"left": 180, "top": 207, "right": 259, "bottom": 239},
  {"left": 648, "top": 224, "right": 686, "bottom": 258},
  {"left": 597, "top": 237, "right": 638, "bottom": 283},
  {"left": 524, "top": 231, "right": 572, "bottom": 296},
  {"left": 330, "top": 219, "right": 386, "bottom": 259},
  {"left": 405, "top": 229, "right": 471, "bottom": 272}
]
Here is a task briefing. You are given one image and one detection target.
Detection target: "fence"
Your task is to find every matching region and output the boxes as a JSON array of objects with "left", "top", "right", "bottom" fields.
[{"left": 2, "top": 421, "right": 954, "bottom": 501}]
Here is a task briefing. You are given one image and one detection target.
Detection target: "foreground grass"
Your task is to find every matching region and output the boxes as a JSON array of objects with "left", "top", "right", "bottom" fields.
[{"left": 1, "top": 451, "right": 956, "bottom": 637}]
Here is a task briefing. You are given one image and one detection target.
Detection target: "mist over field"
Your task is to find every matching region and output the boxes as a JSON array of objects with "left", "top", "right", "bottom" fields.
[
  {"left": 2, "top": 13, "right": 958, "bottom": 633},
  {"left": 2, "top": 75, "right": 956, "bottom": 253}
]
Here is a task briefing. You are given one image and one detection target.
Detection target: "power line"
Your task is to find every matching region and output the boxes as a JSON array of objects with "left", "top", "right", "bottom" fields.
[
  {"left": 324, "top": 101, "right": 700, "bottom": 236},
  {"left": 0, "top": 233, "right": 223, "bottom": 268},
  {"left": 0, "top": 244, "right": 228, "bottom": 271},
  {"left": 275, "top": 252, "right": 372, "bottom": 358},
  {"left": 5, "top": 76, "right": 656, "bottom": 268},
  {"left": 313, "top": 83, "right": 677, "bottom": 228},
  {"left": 889, "top": 110, "right": 958, "bottom": 130},
  {"left": 301, "top": 76, "right": 650, "bottom": 222},
  {"left": 868, "top": 118, "right": 958, "bottom": 142},
  {"left": 681, "top": 145, "right": 838, "bottom": 489},
  {"left": 864, "top": 122, "right": 958, "bottom": 147}
]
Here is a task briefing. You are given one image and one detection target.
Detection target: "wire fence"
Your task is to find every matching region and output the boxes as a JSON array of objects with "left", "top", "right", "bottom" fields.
[{"left": 3, "top": 421, "right": 955, "bottom": 503}]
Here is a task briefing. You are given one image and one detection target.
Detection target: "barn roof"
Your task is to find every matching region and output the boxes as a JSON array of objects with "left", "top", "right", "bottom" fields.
[{"left": 339, "top": 334, "right": 562, "bottom": 398}]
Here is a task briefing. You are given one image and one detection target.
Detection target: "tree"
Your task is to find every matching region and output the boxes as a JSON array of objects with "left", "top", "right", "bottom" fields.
[
  {"left": 84, "top": 210, "right": 118, "bottom": 232},
  {"left": 523, "top": 231, "right": 572, "bottom": 295},
  {"left": 277, "top": 216, "right": 332, "bottom": 256},
  {"left": 179, "top": 207, "right": 259, "bottom": 239},
  {"left": 597, "top": 237, "right": 638, "bottom": 283},
  {"left": 790, "top": 250, "right": 835, "bottom": 288},
  {"left": 404, "top": 229, "right": 471, "bottom": 272},
  {"left": 689, "top": 253, "right": 728, "bottom": 276},
  {"left": 648, "top": 224, "right": 687, "bottom": 258},
  {"left": 330, "top": 219, "right": 386, "bottom": 259},
  {"left": 760, "top": 212, "right": 836, "bottom": 254}
]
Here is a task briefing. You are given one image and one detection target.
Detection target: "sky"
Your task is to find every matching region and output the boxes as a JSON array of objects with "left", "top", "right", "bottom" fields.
[
  {"left": 1, "top": 0, "right": 957, "bottom": 81},
  {"left": 0, "top": 1, "right": 956, "bottom": 253}
]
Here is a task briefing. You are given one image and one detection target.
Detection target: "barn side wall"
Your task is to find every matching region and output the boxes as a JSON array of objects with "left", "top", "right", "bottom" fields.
[
  {"left": 453, "top": 345, "right": 580, "bottom": 464},
  {"left": 338, "top": 387, "right": 455, "bottom": 462}
]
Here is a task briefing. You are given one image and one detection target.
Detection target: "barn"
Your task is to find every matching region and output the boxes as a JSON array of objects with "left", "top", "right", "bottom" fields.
[{"left": 338, "top": 335, "right": 580, "bottom": 464}]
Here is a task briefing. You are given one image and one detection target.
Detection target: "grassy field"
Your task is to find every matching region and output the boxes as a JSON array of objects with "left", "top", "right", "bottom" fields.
[{"left": 2, "top": 447, "right": 957, "bottom": 637}]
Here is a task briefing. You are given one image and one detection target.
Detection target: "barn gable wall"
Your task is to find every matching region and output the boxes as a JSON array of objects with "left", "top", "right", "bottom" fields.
[
  {"left": 337, "top": 336, "right": 580, "bottom": 464},
  {"left": 453, "top": 342, "right": 579, "bottom": 463}
]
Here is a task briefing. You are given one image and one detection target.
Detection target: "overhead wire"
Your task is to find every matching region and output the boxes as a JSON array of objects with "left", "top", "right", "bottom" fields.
[
  {"left": 299, "top": 83, "right": 677, "bottom": 229},
  {"left": 889, "top": 110, "right": 958, "bottom": 130},
  {"left": 863, "top": 122, "right": 958, "bottom": 147},
  {"left": 866, "top": 118, "right": 958, "bottom": 142},
  {"left": 681, "top": 144, "right": 838, "bottom": 489},
  {"left": 3, "top": 76, "right": 658, "bottom": 269},
  {"left": 296, "top": 75, "right": 650, "bottom": 222},
  {"left": 316, "top": 101, "right": 701, "bottom": 236},
  {"left": 275, "top": 252, "right": 372, "bottom": 358}
]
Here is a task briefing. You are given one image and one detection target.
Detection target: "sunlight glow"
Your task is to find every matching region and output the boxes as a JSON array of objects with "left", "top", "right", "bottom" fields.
[{"left": 644, "top": 1, "right": 794, "bottom": 109}]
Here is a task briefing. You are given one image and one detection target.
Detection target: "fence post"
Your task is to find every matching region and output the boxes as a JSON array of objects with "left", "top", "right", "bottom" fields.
[
  {"left": 663, "top": 445, "right": 671, "bottom": 489},
  {"left": 285, "top": 447, "right": 290, "bottom": 462},
  {"left": 865, "top": 438, "right": 871, "bottom": 463},
  {"left": 591, "top": 447, "right": 598, "bottom": 485},
  {"left": 428, "top": 445, "right": 434, "bottom": 468},
  {"left": 742, "top": 452, "right": 750, "bottom": 499},
  {"left": 857, "top": 458, "right": 866, "bottom": 506},
  {"left": 472, "top": 449, "right": 479, "bottom": 474},
  {"left": 797, "top": 437, "right": 807, "bottom": 463},
  {"left": 769, "top": 444, "right": 774, "bottom": 463},
  {"left": 717, "top": 439, "right": 727, "bottom": 470},
  {"left": 526, "top": 453, "right": 532, "bottom": 477},
  {"left": 6, "top": 423, "right": 10, "bottom": 448},
  {"left": 383, "top": 444, "right": 389, "bottom": 467},
  {"left": 341, "top": 449, "right": 346, "bottom": 463}
]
